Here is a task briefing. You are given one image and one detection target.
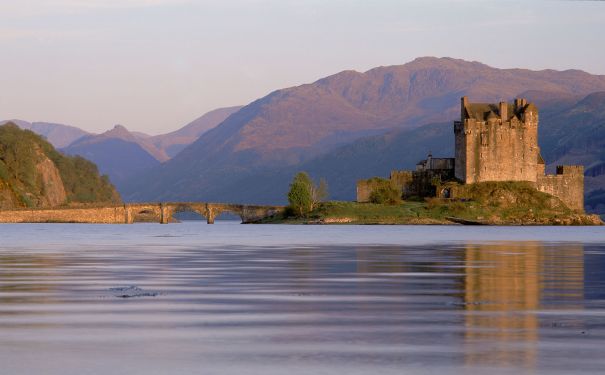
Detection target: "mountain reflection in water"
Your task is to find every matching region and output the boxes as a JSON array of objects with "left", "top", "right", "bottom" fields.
[{"left": 0, "top": 224, "right": 604, "bottom": 375}]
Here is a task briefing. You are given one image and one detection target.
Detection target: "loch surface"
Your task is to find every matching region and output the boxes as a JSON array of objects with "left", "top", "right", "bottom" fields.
[{"left": 1, "top": 223, "right": 605, "bottom": 374}]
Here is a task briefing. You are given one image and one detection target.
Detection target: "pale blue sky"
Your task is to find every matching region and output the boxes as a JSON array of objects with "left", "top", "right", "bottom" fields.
[{"left": 1, "top": 0, "right": 604, "bottom": 134}]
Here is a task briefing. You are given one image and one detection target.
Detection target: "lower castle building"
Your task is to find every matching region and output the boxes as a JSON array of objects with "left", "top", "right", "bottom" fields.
[{"left": 357, "top": 97, "right": 584, "bottom": 212}]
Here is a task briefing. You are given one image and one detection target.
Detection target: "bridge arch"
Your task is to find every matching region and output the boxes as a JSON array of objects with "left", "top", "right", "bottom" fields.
[
  {"left": 123, "top": 202, "right": 285, "bottom": 224},
  {"left": 161, "top": 203, "right": 209, "bottom": 224},
  {"left": 125, "top": 204, "right": 162, "bottom": 223}
]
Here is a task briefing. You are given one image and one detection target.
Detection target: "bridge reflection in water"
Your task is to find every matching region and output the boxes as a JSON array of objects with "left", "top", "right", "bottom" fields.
[{"left": 0, "top": 202, "right": 285, "bottom": 224}]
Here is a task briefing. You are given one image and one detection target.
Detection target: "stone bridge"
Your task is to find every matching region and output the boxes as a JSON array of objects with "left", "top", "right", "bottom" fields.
[{"left": 0, "top": 202, "right": 285, "bottom": 224}]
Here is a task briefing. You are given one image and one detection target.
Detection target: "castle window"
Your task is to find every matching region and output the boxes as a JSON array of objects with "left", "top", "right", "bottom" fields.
[{"left": 481, "top": 132, "right": 489, "bottom": 146}]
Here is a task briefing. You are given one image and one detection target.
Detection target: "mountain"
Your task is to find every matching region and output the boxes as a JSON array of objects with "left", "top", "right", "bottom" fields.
[
  {"left": 147, "top": 122, "right": 451, "bottom": 205},
  {"left": 68, "top": 124, "right": 169, "bottom": 162},
  {"left": 212, "top": 91, "right": 605, "bottom": 212},
  {"left": 0, "top": 119, "right": 90, "bottom": 148},
  {"left": 122, "top": 57, "right": 605, "bottom": 203},
  {"left": 41, "top": 106, "right": 240, "bottom": 193},
  {"left": 150, "top": 106, "right": 242, "bottom": 158},
  {"left": 62, "top": 125, "right": 164, "bottom": 192},
  {"left": 0, "top": 123, "right": 120, "bottom": 209}
]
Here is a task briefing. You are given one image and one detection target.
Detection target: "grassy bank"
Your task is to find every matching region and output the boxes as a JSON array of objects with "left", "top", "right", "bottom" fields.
[{"left": 262, "top": 182, "right": 603, "bottom": 225}]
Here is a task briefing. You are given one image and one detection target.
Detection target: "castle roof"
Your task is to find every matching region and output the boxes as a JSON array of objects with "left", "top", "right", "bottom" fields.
[
  {"left": 465, "top": 103, "right": 516, "bottom": 121},
  {"left": 463, "top": 98, "right": 536, "bottom": 122}
]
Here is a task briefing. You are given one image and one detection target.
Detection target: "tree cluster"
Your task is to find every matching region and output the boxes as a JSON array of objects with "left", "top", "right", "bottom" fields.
[{"left": 287, "top": 172, "right": 328, "bottom": 217}]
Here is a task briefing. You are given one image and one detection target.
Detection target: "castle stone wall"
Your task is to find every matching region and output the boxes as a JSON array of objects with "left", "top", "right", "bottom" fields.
[
  {"left": 390, "top": 171, "right": 414, "bottom": 195},
  {"left": 357, "top": 172, "right": 413, "bottom": 202},
  {"left": 536, "top": 166, "right": 584, "bottom": 212},
  {"left": 455, "top": 98, "right": 539, "bottom": 184},
  {"left": 357, "top": 179, "right": 385, "bottom": 203}
]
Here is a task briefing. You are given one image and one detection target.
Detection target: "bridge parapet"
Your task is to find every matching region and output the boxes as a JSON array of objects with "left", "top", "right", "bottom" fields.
[{"left": 0, "top": 202, "right": 285, "bottom": 224}]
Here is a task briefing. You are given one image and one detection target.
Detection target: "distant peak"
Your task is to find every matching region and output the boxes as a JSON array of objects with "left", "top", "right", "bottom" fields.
[
  {"left": 406, "top": 56, "right": 487, "bottom": 68},
  {"left": 104, "top": 124, "right": 132, "bottom": 137}
]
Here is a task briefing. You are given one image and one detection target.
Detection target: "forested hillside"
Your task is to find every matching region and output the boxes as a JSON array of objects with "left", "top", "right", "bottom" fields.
[{"left": 0, "top": 123, "right": 121, "bottom": 209}]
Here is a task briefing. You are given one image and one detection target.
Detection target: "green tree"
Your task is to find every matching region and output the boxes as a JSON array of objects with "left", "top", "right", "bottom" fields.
[{"left": 287, "top": 172, "right": 328, "bottom": 217}]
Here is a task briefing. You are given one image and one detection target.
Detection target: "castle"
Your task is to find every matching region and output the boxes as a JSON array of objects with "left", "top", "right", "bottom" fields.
[{"left": 357, "top": 97, "right": 585, "bottom": 211}]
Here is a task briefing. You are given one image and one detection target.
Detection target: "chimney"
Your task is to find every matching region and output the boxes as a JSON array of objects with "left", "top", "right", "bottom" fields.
[
  {"left": 461, "top": 96, "right": 468, "bottom": 121},
  {"left": 499, "top": 101, "right": 508, "bottom": 121}
]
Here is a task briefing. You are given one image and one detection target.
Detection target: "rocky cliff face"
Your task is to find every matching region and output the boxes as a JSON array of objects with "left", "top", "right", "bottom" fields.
[
  {"left": 0, "top": 184, "right": 19, "bottom": 210},
  {"left": 0, "top": 123, "right": 121, "bottom": 209},
  {"left": 34, "top": 145, "right": 68, "bottom": 207},
  {"left": 0, "top": 146, "right": 68, "bottom": 209}
]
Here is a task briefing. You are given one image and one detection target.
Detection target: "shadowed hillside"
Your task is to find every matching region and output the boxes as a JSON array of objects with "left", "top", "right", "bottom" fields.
[
  {"left": 150, "top": 106, "right": 242, "bottom": 158},
  {"left": 537, "top": 92, "right": 605, "bottom": 213},
  {"left": 63, "top": 126, "right": 163, "bottom": 192}
]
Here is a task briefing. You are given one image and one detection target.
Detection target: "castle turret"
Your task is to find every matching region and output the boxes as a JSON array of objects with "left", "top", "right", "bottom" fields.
[
  {"left": 461, "top": 96, "right": 468, "bottom": 122},
  {"left": 499, "top": 102, "right": 508, "bottom": 121}
]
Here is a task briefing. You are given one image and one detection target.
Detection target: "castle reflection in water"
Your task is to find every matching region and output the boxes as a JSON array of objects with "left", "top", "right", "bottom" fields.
[
  {"left": 351, "top": 242, "right": 587, "bottom": 369},
  {"left": 0, "top": 239, "right": 598, "bottom": 372},
  {"left": 462, "top": 242, "right": 584, "bottom": 368}
]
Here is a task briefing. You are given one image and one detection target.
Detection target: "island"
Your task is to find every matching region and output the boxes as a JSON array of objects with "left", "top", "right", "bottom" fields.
[{"left": 268, "top": 97, "right": 603, "bottom": 225}]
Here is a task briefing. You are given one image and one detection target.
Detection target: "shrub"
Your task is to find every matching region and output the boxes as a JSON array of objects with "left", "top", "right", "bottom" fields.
[{"left": 369, "top": 182, "right": 402, "bottom": 205}]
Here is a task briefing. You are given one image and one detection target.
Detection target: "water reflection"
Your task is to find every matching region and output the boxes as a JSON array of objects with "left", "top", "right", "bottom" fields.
[
  {"left": 463, "top": 242, "right": 584, "bottom": 369},
  {"left": 1, "top": 231, "right": 602, "bottom": 375},
  {"left": 0, "top": 252, "right": 62, "bottom": 305},
  {"left": 330, "top": 242, "right": 587, "bottom": 371}
]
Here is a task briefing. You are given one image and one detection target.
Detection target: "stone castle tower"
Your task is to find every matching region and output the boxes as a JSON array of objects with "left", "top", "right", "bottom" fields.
[
  {"left": 454, "top": 96, "right": 584, "bottom": 211},
  {"left": 357, "top": 96, "right": 585, "bottom": 212},
  {"left": 454, "top": 97, "right": 539, "bottom": 183}
]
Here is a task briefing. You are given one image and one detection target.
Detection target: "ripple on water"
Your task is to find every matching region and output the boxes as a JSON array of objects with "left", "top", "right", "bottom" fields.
[{"left": 1, "top": 223, "right": 605, "bottom": 374}]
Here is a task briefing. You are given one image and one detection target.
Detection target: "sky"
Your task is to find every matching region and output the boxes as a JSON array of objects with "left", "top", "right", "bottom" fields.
[{"left": 1, "top": 0, "right": 604, "bottom": 135}]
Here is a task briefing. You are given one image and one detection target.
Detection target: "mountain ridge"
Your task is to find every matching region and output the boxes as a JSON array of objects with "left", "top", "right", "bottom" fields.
[
  {"left": 122, "top": 57, "right": 605, "bottom": 204},
  {"left": 0, "top": 120, "right": 91, "bottom": 149}
]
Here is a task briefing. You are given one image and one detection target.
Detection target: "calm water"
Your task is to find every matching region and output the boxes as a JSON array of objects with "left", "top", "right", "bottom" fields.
[{"left": 1, "top": 222, "right": 605, "bottom": 374}]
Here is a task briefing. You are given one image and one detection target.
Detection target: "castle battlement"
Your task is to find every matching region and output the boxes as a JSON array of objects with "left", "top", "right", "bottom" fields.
[{"left": 556, "top": 165, "right": 584, "bottom": 176}]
